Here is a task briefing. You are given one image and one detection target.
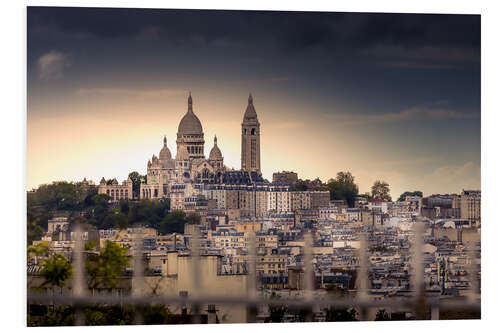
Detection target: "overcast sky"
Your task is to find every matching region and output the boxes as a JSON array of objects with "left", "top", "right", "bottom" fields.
[{"left": 27, "top": 7, "right": 480, "bottom": 198}]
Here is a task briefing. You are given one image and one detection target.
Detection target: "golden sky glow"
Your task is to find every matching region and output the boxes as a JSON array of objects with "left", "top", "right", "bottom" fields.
[{"left": 27, "top": 87, "right": 480, "bottom": 197}]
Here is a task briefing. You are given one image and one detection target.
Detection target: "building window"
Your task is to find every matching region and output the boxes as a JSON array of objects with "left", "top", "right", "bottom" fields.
[{"left": 251, "top": 139, "right": 257, "bottom": 168}]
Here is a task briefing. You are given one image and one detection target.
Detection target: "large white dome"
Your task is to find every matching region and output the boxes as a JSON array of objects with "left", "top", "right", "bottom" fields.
[{"left": 178, "top": 93, "right": 203, "bottom": 135}]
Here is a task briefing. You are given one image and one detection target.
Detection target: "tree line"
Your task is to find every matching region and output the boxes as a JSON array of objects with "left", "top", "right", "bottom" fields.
[
  {"left": 27, "top": 179, "right": 199, "bottom": 244},
  {"left": 289, "top": 171, "right": 395, "bottom": 207}
]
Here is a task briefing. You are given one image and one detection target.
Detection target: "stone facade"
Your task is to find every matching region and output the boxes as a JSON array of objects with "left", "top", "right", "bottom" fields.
[
  {"left": 241, "top": 94, "right": 261, "bottom": 173},
  {"left": 459, "top": 190, "right": 481, "bottom": 227},
  {"left": 139, "top": 94, "right": 225, "bottom": 199},
  {"left": 140, "top": 93, "right": 260, "bottom": 200},
  {"left": 98, "top": 177, "right": 133, "bottom": 202}
]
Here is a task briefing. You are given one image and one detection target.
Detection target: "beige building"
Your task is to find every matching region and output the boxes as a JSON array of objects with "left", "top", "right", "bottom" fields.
[
  {"left": 47, "top": 217, "right": 69, "bottom": 234},
  {"left": 459, "top": 190, "right": 481, "bottom": 227},
  {"left": 241, "top": 94, "right": 261, "bottom": 173},
  {"left": 203, "top": 185, "right": 227, "bottom": 209},
  {"left": 267, "top": 187, "right": 292, "bottom": 213},
  {"left": 232, "top": 220, "right": 262, "bottom": 233},
  {"left": 98, "top": 177, "right": 133, "bottom": 202},
  {"left": 255, "top": 253, "right": 288, "bottom": 275},
  {"left": 209, "top": 228, "right": 246, "bottom": 249},
  {"left": 255, "top": 231, "right": 279, "bottom": 249},
  {"left": 310, "top": 191, "right": 330, "bottom": 208},
  {"left": 291, "top": 191, "right": 312, "bottom": 210},
  {"left": 275, "top": 190, "right": 330, "bottom": 212}
]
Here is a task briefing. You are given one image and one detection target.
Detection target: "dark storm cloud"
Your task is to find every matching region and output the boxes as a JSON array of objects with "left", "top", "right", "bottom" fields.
[
  {"left": 26, "top": 7, "right": 480, "bottom": 115},
  {"left": 28, "top": 7, "right": 480, "bottom": 61}
]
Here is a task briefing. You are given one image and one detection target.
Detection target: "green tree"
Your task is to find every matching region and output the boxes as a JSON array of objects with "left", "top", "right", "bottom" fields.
[
  {"left": 128, "top": 199, "right": 170, "bottom": 229},
  {"left": 128, "top": 171, "right": 147, "bottom": 198},
  {"left": 327, "top": 172, "right": 359, "bottom": 207},
  {"left": 40, "top": 254, "right": 73, "bottom": 292},
  {"left": 85, "top": 241, "right": 130, "bottom": 290},
  {"left": 375, "top": 309, "right": 390, "bottom": 321},
  {"left": 324, "top": 307, "right": 358, "bottom": 321},
  {"left": 86, "top": 194, "right": 111, "bottom": 228},
  {"left": 40, "top": 253, "right": 73, "bottom": 308},
  {"left": 31, "top": 181, "right": 82, "bottom": 211},
  {"left": 159, "top": 210, "right": 187, "bottom": 234},
  {"left": 290, "top": 180, "right": 308, "bottom": 191},
  {"left": 114, "top": 212, "right": 129, "bottom": 230},
  {"left": 397, "top": 191, "right": 423, "bottom": 202},
  {"left": 371, "top": 180, "right": 392, "bottom": 201},
  {"left": 325, "top": 283, "right": 345, "bottom": 297},
  {"left": 28, "top": 305, "right": 76, "bottom": 326},
  {"left": 186, "top": 212, "right": 201, "bottom": 225},
  {"left": 28, "top": 241, "right": 49, "bottom": 265},
  {"left": 27, "top": 200, "right": 52, "bottom": 230},
  {"left": 119, "top": 200, "right": 130, "bottom": 215},
  {"left": 68, "top": 214, "right": 88, "bottom": 229},
  {"left": 265, "top": 293, "right": 287, "bottom": 323},
  {"left": 84, "top": 305, "right": 135, "bottom": 325},
  {"left": 143, "top": 304, "right": 171, "bottom": 324},
  {"left": 27, "top": 219, "right": 45, "bottom": 244}
]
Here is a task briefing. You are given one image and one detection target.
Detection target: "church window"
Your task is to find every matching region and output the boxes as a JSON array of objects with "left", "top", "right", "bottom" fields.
[
  {"left": 251, "top": 128, "right": 255, "bottom": 135},
  {"left": 251, "top": 139, "right": 257, "bottom": 168}
]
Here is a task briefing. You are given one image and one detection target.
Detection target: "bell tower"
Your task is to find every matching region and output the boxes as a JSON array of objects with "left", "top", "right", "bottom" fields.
[{"left": 241, "top": 93, "right": 261, "bottom": 173}]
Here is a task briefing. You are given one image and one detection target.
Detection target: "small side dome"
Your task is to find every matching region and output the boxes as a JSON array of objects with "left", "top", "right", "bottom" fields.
[
  {"left": 209, "top": 135, "right": 223, "bottom": 160},
  {"left": 159, "top": 136, "right": 172, "bottom": 160}
]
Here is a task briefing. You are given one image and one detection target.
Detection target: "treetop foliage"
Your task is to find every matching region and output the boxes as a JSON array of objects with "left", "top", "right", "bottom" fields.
[
  {"left": 397, "top": 191, "right": 423, "bottom": 201},
  {"left": 85, "top": 241, "right": 130, "bottom": 290},
  {"left": 40, "top": 253, "right": 73, "bottom": 289},
  {"left": 27, "top": 181, "right": 199, "bottom": 245},
  {"left": 128, "top": 171, "right": 147, "bottom": 198},
  {"left": 371, "top": 180, "right": 392, "bottom": 201},
  {"left": 327, "top": 171, "right": 359, "bottom": 207}
]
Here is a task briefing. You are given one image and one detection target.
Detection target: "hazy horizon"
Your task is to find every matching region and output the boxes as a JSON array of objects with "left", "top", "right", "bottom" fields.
[{"left": 27, "top": 7, "right": 481, "bottom": 198}]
